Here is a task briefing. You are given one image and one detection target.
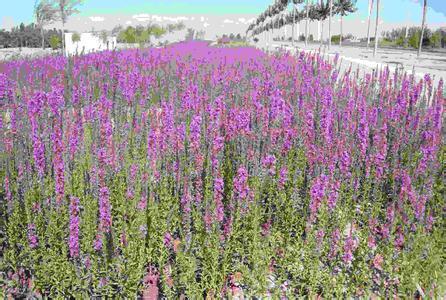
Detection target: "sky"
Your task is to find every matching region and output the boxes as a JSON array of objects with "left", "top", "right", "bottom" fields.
[{"left": 1, "top": 0, "right": 445, "bottom": 38}]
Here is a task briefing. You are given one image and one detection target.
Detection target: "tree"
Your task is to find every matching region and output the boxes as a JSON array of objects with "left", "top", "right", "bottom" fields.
[
  {"left": 417, "top": 0, "right": 427, "bottom": 58},
  {"left": 305, "top": 0, "right": 310, "bottom": 46},
  {"left": 186, "top": 28, "right": 195, "bottom": 41},
  {"left": 0, "top": 30, "right": 11, "bottom": 48},
  {"left": 34, "top": 0, "right": 57, "bottom": 49},
  {"left": 71, "top": 32, "right": 80, "bottom": 43},
  {"left": 316, "top": 0, "right": 330, "bottom": 46},
  {"left": 53, "top": 0, "right": 83, "bottom": 54},
  {"left": 71, "top": 31, "right": 80, "bottom": 54},
  {"left": 373, "top": 0, "right": 380, "bottom": 56},
  {"left": 366, "top": 0, "right": 374, "bottom": 49},
  {"left": 118, "top": 26, "right": 137, "bottom": 43},
  {"left": 19, "top": 23, "right": 25, "bottom": 49},
  {"left": 112, "top": 25, "right": 123, "bottom": 37},
  {"left": 430, "top": 30, "right": 441, "bottom": 48},
  {"left": 328, "top": 0, "right": 333, "bottom": 50},
  {"left": 292, "top": 0, "right": 297, "bottom": 45},
  {"left": 317, "top": 0, "right": 323, "bottom": 41},
  {"left": 336, "top": 0, "right": 356, "bottom": 47},
  {"left": 99, "top": 30, "right": 108, "bottom": 44}
]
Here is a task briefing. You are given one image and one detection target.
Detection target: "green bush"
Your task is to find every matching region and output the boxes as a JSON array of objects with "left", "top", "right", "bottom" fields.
[
  {"left": 395, "top": 36, "right": 405, "bottom": 47},
  {"left": 408, "top": 31, "right": 420, "bottom": 49},
  {"left": 71, "top": 32, "right": 81, "bottom": 43},
  {"left": 331, "top": 35, "right": 340, "bottom": 44},
  {"left": 49, "top": 35, "right": 61, "bottom": 50},
  {"left": 430, "top": 31, "right": 441, "bottom": 48}
]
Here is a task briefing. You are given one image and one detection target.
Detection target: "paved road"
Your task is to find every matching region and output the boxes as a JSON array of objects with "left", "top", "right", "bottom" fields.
[{"left": 254, "top": 39, "right": 446, "bottom": 89}]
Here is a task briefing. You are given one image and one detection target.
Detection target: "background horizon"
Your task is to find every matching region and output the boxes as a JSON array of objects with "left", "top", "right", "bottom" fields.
[{"left": 1, "top": 0, "right": 445, "bottom": 40}]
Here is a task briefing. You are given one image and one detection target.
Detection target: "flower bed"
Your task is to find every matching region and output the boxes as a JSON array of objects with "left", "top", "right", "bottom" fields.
[{"left": 0, "top": 41, "right": 444, "bottom": 298}]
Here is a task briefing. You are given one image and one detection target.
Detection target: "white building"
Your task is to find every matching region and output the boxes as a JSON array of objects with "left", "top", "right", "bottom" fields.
[{"left": 64, "top": 32, "right": 117, "bottom": 56}]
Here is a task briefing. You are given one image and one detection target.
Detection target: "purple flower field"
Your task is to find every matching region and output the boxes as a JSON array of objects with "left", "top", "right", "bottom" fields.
[{"left": 0, "top": 41, "right": 444, "bottom": 298}]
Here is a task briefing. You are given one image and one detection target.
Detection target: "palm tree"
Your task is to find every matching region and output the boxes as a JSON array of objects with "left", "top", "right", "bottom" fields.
[
  {"left": 54, "top": 0, "right": 83, "bottom": 55},
  {"left": 292, "top": 0, "right": 298, "bottom": 45},
  {"left": 281, "top": 11, "right": 287, "bottom": 41},
  {"left": 336, "top": 0, "right": 357, "bottom": 47},
  {"left": 318, "top": 0, "right": 323, "bottom": 45},
  {"left": 328, "top": 0, "right": 333, "bottom": 50},
  {"left": 373, "top": 0, "right": 380, "bottom": 57},
  {"left": 417, "top": 0, "right": 427, "bottom": 58},
  {"left": 34, "top": 0, "right": 57, "bottom": 49},
  {"left": 305, "top": 0, "right": 310, "bottom": 46},
  {"left": 317, "top": 0, "right": 330, "bottom": 46},
  {"left": 366, "top": 0, "right": 374, "bottom": 49},
  {"left": 317, "top": 0, "right": 322, "bottom": 41}
]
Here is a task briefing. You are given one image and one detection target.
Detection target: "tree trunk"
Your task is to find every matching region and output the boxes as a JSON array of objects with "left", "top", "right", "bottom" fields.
[
  {"left": 292, "top": 3, "right": 295, "bottom": 46},
  {"left": 340, "top": 15, "right": 343, "bottom": 47},
  {"left": 366, "top": 0, "right": 374, "bottom": 49},
  {"left": 272, "top": 22, "right": 274, "bottom": 42},
  {"left": 41, "top": 26, "right": 45, "bottom": 49},
  {"left": 61, "top": 22, "right": 65, "bottom": 55},
  {"left": 404, "top": 24, "right": 409, "bottom": 47},
  {"left": 373, "top": 0, "right": 380, "bottom": 57},
  {"left": 297, "top": 22, "right": 300, "bottom": 41},
  {"left": 328, "top": 0, "right": 332, "bottom": 50},
  {"left": 320, "top": 20, "right": 324, "bottom": 46},
  {"left": 320, "top": 0, "right": 324, "bottom": 46},
  {"left": 284, "top": 18, "right": 287, "bottom": 41},
  {"left": 305, "top": 0, "right": 309, "bottom": 46},
  {"left": 417, "top": 0, "right": 427, "bottom": 58}
]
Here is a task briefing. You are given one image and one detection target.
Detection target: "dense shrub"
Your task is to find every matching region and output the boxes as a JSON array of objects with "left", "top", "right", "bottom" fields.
[
  {"left": 331, "top": 34, "right": 341, "bottom": 43},
  {"left": 49, "top": 34, "right": 61, "bottom": 50}
]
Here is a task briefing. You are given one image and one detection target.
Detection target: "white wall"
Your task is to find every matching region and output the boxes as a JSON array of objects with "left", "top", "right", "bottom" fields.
[{"left": 65, "top": 32, "right": 117, "bottom": 56}]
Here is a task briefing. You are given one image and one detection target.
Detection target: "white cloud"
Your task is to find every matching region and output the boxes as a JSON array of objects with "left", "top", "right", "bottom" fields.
[
  {"left": 89, "top": 16, "right": 105, "bottom": 22},
  {"left": 152, "top": 15, "right": 163, "bottom": 22},
  {"left": 133, "top": 13, "right": 150, "bottom": 18},
  {"left": 203, "top": 22, "right": 210, "bottom": 28},
  {"left": 132, "top": 14, "right": 152, "bottom": 22},
  {"left": 131, "top": 14, "right": 192, "bottom": 24},
  {"left": 223, "top": 19, "right": 234, "bottom": 24}
]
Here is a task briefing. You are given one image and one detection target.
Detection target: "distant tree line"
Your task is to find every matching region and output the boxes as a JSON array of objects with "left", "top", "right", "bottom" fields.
[
  {"left": 0, "top": 23, "right": 62, "bottom": 49},
  {"left": 114, "top": 23, "right": 185, "bottom": 45},
  {"left": 222, "top": 33, "right": 245, "bottom": 41},
  {"left": 0, "top": 21, "right": 186, "bottom": 50},
  {"left": 184, "top": 28, "right": 206, "bottom": 41},
  {"left": 382, "top": 26, "right": 446, "bottom": 49}
]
